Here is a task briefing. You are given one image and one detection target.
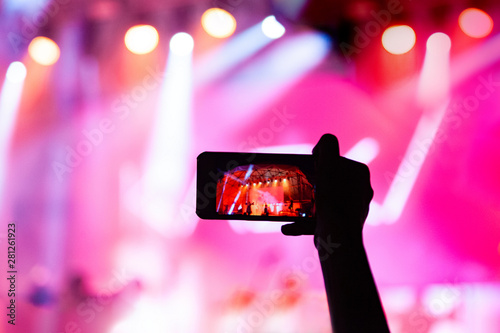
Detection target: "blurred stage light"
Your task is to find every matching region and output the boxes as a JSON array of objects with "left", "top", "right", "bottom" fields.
[
  {"left": 380, "top": 32, "right": 451, "bottom": 223},
  {"left": 201, "top": 8, "right": 237, "bottom": 39},
  {"left": 0, "top": 62, "right": 27, "bottom": 205},
  {"left": 381, "top": 25, "right": 416, "bottom": 55},
  {"left": 418, "top": 32, "right": 451, "bottom": 105},
  {"left": 141, "top": 32, "right": 193, "bottom": 235},
  {"left": 170, "top": 32, "right": 194, "bottom": 56},
  {"left": 410, "top": 32, "right": 451, "bottom": 108},
  {"left": 28, "top": 36, "right": 60, "bottom": 66},
  {"left": 124, "top": 25, "right": 159, "bottom": 55},
  {"left": 261, "top": 15, "right": 285, "bottom": 39},
  {"left": 459, "top": 8, "right": 494, "bottom": 38},
  {"left": 195, "top": 23, "right": 274, "bottom": 87},
  {"left": 367, "top": 32, "right": 453, "bottom": 225},
  {"left": 426, "top": 32, "right": 452, "bottom": 53},
  {"left": 344, "top": 137, "right": 380, "bottom": 165},
  {"left": 6, "top": 61, "right": 27, "bottom": 83},
  {"left": 210, "top": 31, "right": 330, "bottom": 127}
]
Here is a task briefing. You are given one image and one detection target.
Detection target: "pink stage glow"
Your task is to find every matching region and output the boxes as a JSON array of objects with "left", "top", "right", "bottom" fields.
[
  {"left": 459, "top": 8, "right": 494, "bottom": 38},
  {"left": 2, "top": 2, "right": 500, "bottom": 333}
]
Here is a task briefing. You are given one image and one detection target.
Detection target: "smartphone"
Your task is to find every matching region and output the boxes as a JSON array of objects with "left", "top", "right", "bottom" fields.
[{"left": 196, "top": 151, "right": 316, "bottom": 222}]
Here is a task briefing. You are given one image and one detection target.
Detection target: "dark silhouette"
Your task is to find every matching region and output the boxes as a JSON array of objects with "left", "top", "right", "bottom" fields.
[
  {"left": 282, "top": 134, "right": 390, "bottom": 333},
  {"left": 245, "top": 202, "right": 254, "bottom": 215},
  {"left": 264, "top": 204, "right": 269, "bottom": 216}
]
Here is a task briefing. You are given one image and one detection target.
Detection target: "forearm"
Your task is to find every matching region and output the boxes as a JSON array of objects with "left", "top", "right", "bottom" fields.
[{"left": 316, "top": 233, "right": 390, "bottom": 333}]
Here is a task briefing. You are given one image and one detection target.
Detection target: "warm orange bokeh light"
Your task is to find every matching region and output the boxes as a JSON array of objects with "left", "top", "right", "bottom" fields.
[
  {"left": 124, "top": 24, "right": 160, "bottom": 54},
  {"left": 28, "top": 36, "right": 60, "bottom": 66},
  {"left": 201, "top": 8, "right": 237, "bottom": 39},
  {"left": 381, "top": 25, "right": 416, "bottom": 55}
]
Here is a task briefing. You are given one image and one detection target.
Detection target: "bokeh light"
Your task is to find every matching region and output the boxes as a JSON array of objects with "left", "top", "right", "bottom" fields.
[
  {"left": 201, "top": 8, "right": 237, "bottom": 39},
  {"left": 459, "top": 8, "right": 494, "bottom": 38},
  {"left": 169, "top": 32, "right": 194, "bottom": 56},
  {"left": 427, "top": 32, "right": 452, "bottom": 52},
  {"left": 381, "top": 25, "right": 416, "bottom": 55},
  {"left": 28, "top": 36, "right": 60, "bottom": 66},
  {"left": 261, "top": 15, "right": 285, "bottom": 39},
  {"left": 124, "top": 24, "right": 160, "bottom": 54},
  {"left": 5, "top": 61, "right": 27, "bottom": 83}
]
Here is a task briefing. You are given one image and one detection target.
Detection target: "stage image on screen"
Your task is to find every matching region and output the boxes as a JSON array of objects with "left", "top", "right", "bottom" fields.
[{"left": 216, "top": 164, "right": 315, "bottom": 218}]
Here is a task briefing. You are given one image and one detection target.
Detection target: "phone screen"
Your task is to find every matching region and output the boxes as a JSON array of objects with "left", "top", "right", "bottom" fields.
[
  {"left": 197, "top": 152, "right": 315, "bottom": 222},
  {"left": 215, "top": 163, "right": 315, "bottom": 218}
]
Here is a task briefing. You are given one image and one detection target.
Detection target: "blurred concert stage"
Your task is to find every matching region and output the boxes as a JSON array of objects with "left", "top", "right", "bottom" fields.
[{"left": 1, "top": 0, "right": 500, "bottom": 332}]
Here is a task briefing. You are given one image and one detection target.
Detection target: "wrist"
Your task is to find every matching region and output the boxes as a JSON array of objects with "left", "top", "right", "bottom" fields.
[
  {"left": 314, "top": 232, "right": 365, "bottom": 262},
  {"left": 314, "top": 217, "right": 364, "bottom": 247}
]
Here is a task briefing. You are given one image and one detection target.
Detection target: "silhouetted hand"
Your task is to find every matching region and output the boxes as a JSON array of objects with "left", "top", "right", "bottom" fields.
[
  {"left": 281, "top": 133, "right": 373, "bottom": 242},
  {"left": 281, "top": 133, "right": 390, "bottom": 333}
]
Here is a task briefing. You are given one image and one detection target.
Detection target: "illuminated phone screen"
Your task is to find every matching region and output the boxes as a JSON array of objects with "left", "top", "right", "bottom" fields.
[{"left": 216, "top": 164, "right": 315, "bottom": 218}]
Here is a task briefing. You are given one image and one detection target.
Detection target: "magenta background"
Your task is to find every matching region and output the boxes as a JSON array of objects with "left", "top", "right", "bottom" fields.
[{"left": 1, "top": 1, "right": 500, "bottom": 332}]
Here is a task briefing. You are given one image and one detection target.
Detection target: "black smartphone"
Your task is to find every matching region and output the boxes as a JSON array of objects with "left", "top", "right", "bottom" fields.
[{"left": 196, "top": 151, "right": 316, "bottom": 222}]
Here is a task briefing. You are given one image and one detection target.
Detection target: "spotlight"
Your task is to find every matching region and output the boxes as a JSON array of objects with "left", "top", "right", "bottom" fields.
[
  {"left": 6, "top": 62, "right": 27, "bottom": 83},
  {"left": 124, "top": 25, "right": 159, "bottom": 55},
  {"left": 427, "top": 32, "right": 451, "bottom": 53},
  {"left": 170, "top": 32, "right": 194, "bottom": 56},
  {"left": 261, "top": 15, "right": 285, "bottom": 39},
  {"left": 459, "top": 8, "right": 494, "bottom": 38},
  {"left": 1, "top": 61, "right": 27, "bottom": 207},
  {"left": 28, "top": 36, "right": 60, "bottom": 66},
  {"left": 201, "top": 8, "right": 237, "bottom": 39},
  {"left": 381, "top": 25, "right": 416, "bottom": 55}
]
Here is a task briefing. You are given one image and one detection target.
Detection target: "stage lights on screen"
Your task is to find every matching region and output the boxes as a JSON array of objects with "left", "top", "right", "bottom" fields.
[
  {"left": 382, "top": 25, "right": 416, "bottom": 55},
  {"left": 28, "top": 36, "right": 60, "bottom": 66},
  {"left": 124, "top": 24, "right": 159, "bottom": 54},
  {"left": 261, "top": 15, "right": 285, "bottom": 39},
  {"left": 459, "top": 8, "right": 494, "bottom": 38},
  {"left": 201, "top": 8, "right": 237, "bottom": 38},
  {"left": 170, "top": 32, "right": 194, "bottom": 56}
]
